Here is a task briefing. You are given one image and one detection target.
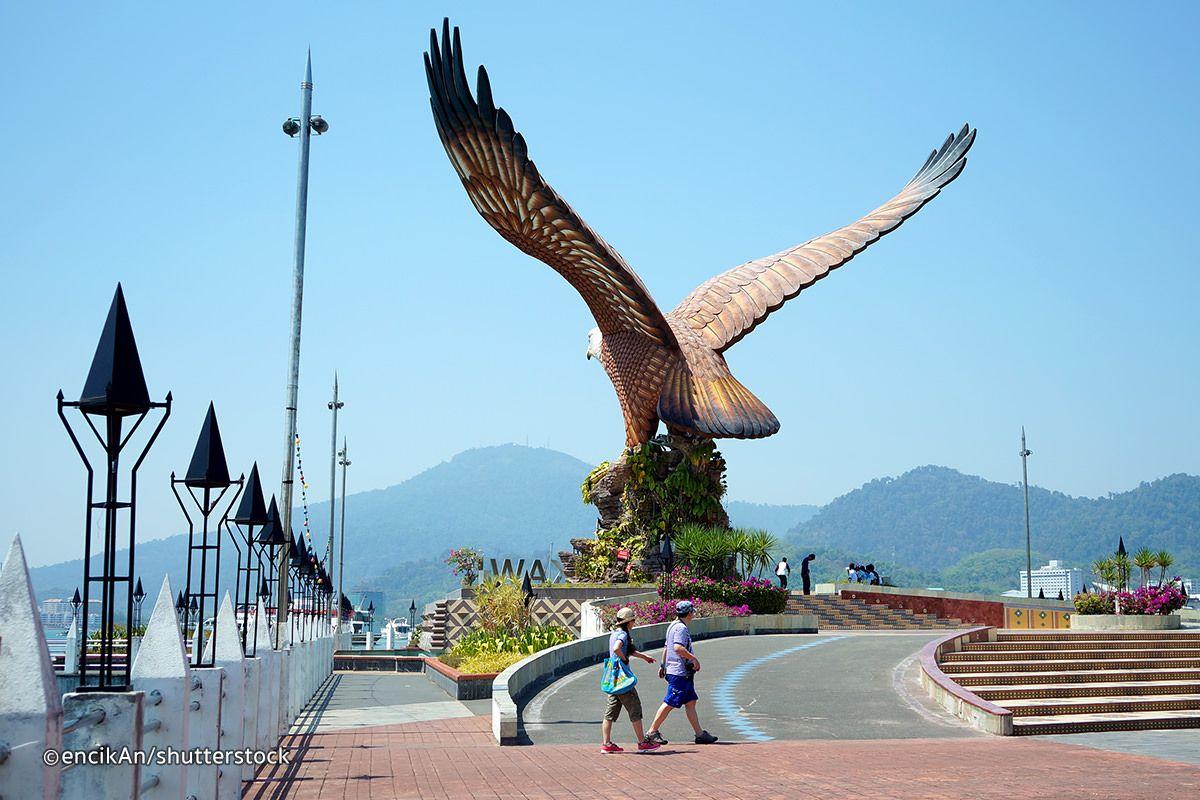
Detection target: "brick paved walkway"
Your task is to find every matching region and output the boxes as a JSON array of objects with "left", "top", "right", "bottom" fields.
[{"left": 243, "top": 714, "right": 1200, "bottom": 799}]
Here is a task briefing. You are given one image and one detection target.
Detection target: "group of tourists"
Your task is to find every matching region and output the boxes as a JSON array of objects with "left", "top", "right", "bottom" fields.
[
  {"left": 600, "top": 599, "right": 719, "bottom": 753},
  {"left": 846, "top": 562, "right": 882, "bottom": 585},
  {"left": 773, "top": 553, "right": 816, "bottom": 593}
]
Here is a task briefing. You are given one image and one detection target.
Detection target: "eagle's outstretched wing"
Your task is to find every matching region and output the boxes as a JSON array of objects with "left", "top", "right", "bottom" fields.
[
  {"left": 425, "top": 20, "right": 677, "bottom": 349},
  {"left": 670, "top": 125, "right": 976, "bottom": 353}
]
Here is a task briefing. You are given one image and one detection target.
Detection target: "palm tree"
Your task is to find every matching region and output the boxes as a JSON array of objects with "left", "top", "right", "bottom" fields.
[
  {"left": 1113, "top": 552, "right": 1132, "bottom": 591},
  {"left": 1092, "top": 557, "right": 1118, "bottom": 591},
  {"left": 1155, "top": 550, "right": 1175, "bottom": 587},
  {"left": 1133, "top": 548, "right": 1157, "bottom": 587}
]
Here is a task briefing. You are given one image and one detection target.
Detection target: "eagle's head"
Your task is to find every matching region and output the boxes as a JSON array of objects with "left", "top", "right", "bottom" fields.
[{"left": 585, "top": 326, "right": 602, "bottom": 362}]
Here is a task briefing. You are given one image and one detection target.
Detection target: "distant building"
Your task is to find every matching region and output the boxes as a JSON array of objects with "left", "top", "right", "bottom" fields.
[
  {"left": 1019, "top": 560, "right": 1084, "bottom": 598},
  {"left": 38, "top": 598, "right": 100, "bottom": 632}
]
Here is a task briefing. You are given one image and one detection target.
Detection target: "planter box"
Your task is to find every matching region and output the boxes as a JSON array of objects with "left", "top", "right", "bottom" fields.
[{"left": 1070, "top": 614, "right": 1181, "bottom": 630}]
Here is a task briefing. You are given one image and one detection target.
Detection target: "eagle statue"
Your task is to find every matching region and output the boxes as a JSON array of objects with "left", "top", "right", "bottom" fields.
[{"left": 425, "top": 20, "right": 976, "bottom": 449}]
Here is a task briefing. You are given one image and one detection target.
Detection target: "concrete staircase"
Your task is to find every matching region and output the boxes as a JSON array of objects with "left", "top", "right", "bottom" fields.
[
  {"left": 788, "top": 594, "right": 963, "bottom": 630},
  {"left": 943, "top": 629, "right": 1200, "bottom": 735}
]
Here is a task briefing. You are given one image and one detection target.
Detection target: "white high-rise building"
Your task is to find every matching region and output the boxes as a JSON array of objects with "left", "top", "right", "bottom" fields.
[{"left": 1019, "top": 560, "right": 1084, "bottom": 599}]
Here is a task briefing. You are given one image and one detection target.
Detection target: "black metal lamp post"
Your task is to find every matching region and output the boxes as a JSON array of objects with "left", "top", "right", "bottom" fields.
[
  {"left": 57, "top": 285, "right": 171, "bottom": 691},
  {"left": 71, "top": 588, "right": 82, "bottom": 628},
  {"left": 132, "top": 578, "right": 146, "bottom": 631},
  {"left": 188, "top": 595, "right": 199, "bottom": 645},
  {"left": 171, "top": 404, "right": 242, "bottom": 667},
  {"left": 367, "top": 600, "right": 374, "bottom": 634},
  {"left": 288, "top": 533, "right": 304, "bottom": 640},
  {"left": 408, "top": 599, "right": 416, "bottom": 634},
  {"left": 229, "top": 463, "right": 269, "bottom": 652},
  {"left": 256, "top": 495, "right": 288, "bottom": 651}
]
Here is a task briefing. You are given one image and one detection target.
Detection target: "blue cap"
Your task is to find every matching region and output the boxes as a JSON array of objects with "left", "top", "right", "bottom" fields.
[{"left": 675, "top": 600, "right": 694, "bottom": 616}]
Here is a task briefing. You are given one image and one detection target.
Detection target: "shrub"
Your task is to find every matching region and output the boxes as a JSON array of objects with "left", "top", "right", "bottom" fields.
[
  {"left": 440, "top": 623, "right": 573, "bottom": 676},
  {"left": 473, "top": 576, "right": 531, "bottom": 635},
  {"left": 1073, "top": 592, "right": 1114, "bottom": 615},
  {"left": 598, "top": 597, "right": 751, "bottom": 629},
  {"left": 445, "top": 548, "right": 484, "bottom": 583},
  {"left": 1073, "top": 580, "right": 1186, "bottom": 616},
  {"left": 657, "top": 567, "right": 788, "bottom": 614}
]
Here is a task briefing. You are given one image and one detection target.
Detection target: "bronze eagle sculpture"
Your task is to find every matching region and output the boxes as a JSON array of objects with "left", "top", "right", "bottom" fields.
[{"left": 425, "top": 20, "right": 976, "bottom": 449}]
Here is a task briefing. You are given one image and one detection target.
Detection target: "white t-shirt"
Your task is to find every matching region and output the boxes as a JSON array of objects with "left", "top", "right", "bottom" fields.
[{"left": 776, "top": 561, "right": 789, "bottom": 576}]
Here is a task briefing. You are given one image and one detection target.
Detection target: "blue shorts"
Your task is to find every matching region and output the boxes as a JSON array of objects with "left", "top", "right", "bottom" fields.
[{"left": 663, "top": 673, "right": 699, "bottom": 708}]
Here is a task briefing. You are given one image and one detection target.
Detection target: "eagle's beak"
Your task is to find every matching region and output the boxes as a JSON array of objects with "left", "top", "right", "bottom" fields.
[{"left": 586, "top": 349, "right": 593, "bottom": 360}]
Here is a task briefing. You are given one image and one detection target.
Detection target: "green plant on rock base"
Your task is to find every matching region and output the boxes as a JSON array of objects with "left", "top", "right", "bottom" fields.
[{"left": 575, "top": 436, "right": 729, "bottom": 581}]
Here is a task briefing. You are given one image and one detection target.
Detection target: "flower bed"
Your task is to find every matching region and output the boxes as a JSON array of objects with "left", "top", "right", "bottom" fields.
[
  {"left": 656, "top": 567, "right": 789, "bottom": 614},
  {"left": 597, "top": 597, "right": 751, "bottom": 629},
  {"left": 438, "top": 624, "right": 574, "bottom": 674},
  {"left": 1073, "top": 580, "right": 1187, "bottom": 616}
]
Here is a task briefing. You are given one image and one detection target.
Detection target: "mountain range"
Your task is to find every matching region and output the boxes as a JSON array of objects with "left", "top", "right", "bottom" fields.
[{"left": 25, "top": 445, "right": 1197, "bottom": 617}]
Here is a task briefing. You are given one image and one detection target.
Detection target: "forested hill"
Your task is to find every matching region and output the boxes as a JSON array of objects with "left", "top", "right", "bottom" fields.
[{"left": 789, "top": 466, "right": 1199, "bottom": 576}]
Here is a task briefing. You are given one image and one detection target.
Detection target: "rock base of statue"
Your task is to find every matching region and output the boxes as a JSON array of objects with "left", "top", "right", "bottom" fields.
[{"left": 561, "top": 433, "right": 730, "bottom": 583}]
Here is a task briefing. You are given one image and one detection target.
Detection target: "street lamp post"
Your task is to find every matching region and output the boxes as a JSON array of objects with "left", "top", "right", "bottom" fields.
[
  {"left": 57, "top": 285, "right": 171, "bottom": 691},
  {"left": 275, "top": 51, "right": 330, "bottom": 647},
  {"left": 132, "top": 578, "right": 145, "bottom": 631},
  {"left": 1020, "top": 427, "right": 1033, "bottom": 599},
  {"left": 336, "top": 439, "right": 350, "bottom": 627},
  {"left": 327, "top": 376, "right": 343, "bottom": 627}
]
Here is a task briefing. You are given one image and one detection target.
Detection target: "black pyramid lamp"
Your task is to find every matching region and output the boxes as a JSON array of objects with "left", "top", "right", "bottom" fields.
[
  {"left": 408, "top": 599, "right": 417, "bottom": 633},
  {"left": 367, "top": 600, "right": 375, "bottom": 634},
  {"left": 288, "top": 532, "right": 304, "bottom": 640},
  {"left": 176, "top": 590, "right": 188, "bottom": 636},
  {"left": 230, "top": 463, "right": 270, "bottom": 652},
  {"left": 132, "top": 578, "right": 146, "bottom": 630},
  {"left": 57, "top": 284, "right": 171, "bottom": 691},
  {"left": 71, "top": 588, "right": 82, "bottom": 627},
  {"left": 256, "top": 495, "right": 289, "bottom": 649},
  {"left": 171, "top": 403, "right": 243, "bottom": 666}
]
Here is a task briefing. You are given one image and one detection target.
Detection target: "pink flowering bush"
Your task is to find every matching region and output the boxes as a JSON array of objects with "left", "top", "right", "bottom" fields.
[
  {"left": 656, "top": 567, "right": 788, "bottom": 614},
  {"left": 1074, "top": 579, "right": 1187, "bottom": 616},
  {"left": 598, "top": 597, "right": 752, "bottom": 629}
]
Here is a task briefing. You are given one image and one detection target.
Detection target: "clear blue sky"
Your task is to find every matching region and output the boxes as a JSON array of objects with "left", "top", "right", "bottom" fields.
[{"left": 2, "top": 3, "right": 1197, "bottom": 567}]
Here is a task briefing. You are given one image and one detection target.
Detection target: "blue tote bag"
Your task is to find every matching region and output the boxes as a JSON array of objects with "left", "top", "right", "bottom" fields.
[{"left": 600, "top": 656, "right": 638, "bottom": 695}]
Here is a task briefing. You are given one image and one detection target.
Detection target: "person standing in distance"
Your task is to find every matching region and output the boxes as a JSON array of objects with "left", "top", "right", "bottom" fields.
[
  {"left": 775, "top": 557, "right": 790, "bottom": 589},
  {"left": 800, "top": 553, "right": 816, "bottom": 595},
  {"left": 644, "top": 601, "right": 718, "bottom": 746}
]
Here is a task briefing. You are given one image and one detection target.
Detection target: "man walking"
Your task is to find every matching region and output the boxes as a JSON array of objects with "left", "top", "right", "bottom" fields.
[
  {"left": 800, "top": 553, "right": 816, "bottom": 595},
  {"left": 644, "top": 601, "right": 718, "bottom": 746},
  {"left": 775, "top": 557, "right": 790, "bottom": 589}
]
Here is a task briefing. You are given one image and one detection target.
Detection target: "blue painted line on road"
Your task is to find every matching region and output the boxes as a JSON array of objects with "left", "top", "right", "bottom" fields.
[{"left": 710, "top": 636, "right": 844, "bottom": 742}]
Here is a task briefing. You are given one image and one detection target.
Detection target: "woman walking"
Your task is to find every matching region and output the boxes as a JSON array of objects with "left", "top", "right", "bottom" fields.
[{"left": 601, "top": 607, "right": 661, "bottom": 753}]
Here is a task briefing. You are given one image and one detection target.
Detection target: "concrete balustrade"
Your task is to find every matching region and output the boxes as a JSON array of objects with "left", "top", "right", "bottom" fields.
[
  {"left": 130, "top": 576, "right": 190, "bottom": 800},
  {"left": 0, "top": 536, "right": 337, "bottom": 800},
  {"left": 0, "top": 536, "right": 62, "bottom": 800}
]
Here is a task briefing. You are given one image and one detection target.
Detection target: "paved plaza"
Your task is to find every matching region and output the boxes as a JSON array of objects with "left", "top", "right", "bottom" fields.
[{"left": 243, "top": 633, "right": 1200, "bottom": 798}]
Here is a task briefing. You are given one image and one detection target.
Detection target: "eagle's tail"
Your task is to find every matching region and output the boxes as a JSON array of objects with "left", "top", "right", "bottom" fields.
[{"left": 657, "top": 363, "right": 780, "bottom": 439}]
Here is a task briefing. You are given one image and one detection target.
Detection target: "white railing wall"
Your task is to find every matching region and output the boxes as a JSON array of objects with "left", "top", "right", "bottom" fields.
[{"left": 0, "top": 536, "right": 337, "bottom": 800}]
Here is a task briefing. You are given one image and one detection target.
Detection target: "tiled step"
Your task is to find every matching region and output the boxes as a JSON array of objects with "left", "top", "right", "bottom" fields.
[
  {"left": 952, "top": 668, "right": 1200, "bottom": 687},
  {"left": 996, "top": 694, "right": 1200, "bottom": 717},
  {"left": 965, "top": 638, "right": 1200, "bottom": 651},
  {"left": 941, "top": 657, "right": 1200, "bottom": 674},
  {"left": 944, "top": 648, "right": 1200, "bottom": 662},
  {"left": 1013, "top": 709, "right": 1200, "bottom": 735},
  {"left": 997, "top": 631, "right": 1200, "bottom": 643},
  {"left": 972, "top": 680, "right": 1200, "bottom": 701}
]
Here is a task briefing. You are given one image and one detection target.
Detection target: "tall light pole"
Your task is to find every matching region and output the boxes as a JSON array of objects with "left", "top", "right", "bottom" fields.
[
  {"left": 1020, "top": 427, "right": 1033, "bottom": 599},
  {"left": 276, "top": 50, "right": 329, "bottom": 644},
  {"left": 336, "top": 439, "right": 350, "bottom": 627},
  {"left": 327, "top": 374, "right": 343, "bottom": 614}
]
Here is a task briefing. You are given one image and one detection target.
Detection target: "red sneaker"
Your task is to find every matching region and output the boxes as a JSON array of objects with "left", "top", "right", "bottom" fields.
[
  {"left": 637, "top": 740, "right": 662, "bottom": 753},
  {"left": 600, "top": 742, "right": 624, "bottom": 754}
]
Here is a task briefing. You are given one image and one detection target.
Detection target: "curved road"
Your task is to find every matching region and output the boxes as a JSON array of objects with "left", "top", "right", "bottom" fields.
[{"left": 522, "top": 631, "right": 981, "bottom": 744}]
